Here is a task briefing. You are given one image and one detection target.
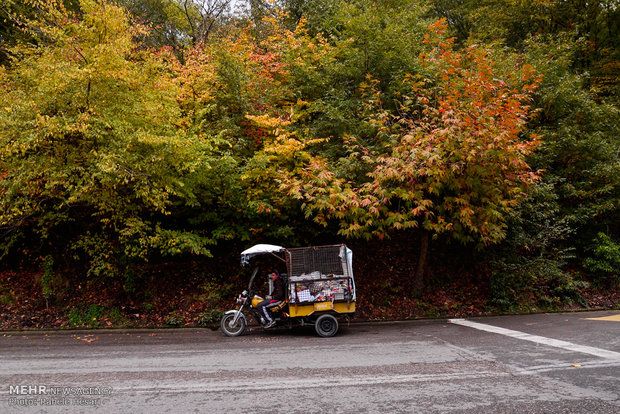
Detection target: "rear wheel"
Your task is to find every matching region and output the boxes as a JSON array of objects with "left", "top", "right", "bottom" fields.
[
  {"left": 221, "top": 313, "right": 246, "bottom": 337},
  {"left": 315, "top": 314, "right": 338, "bottom": 337}
]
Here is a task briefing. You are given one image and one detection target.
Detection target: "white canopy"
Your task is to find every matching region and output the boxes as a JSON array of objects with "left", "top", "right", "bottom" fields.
[{"left": 240, "top": 244, "right": 284, "bottom": 266}]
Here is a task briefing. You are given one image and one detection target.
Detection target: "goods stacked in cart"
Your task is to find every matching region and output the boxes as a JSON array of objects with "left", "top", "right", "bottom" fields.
[{"left": 289, "top": 278, "right": 351, "bottom": 303}]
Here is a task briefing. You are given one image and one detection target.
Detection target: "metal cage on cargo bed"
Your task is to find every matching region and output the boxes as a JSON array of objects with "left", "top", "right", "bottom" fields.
[
  {"left": 285, "top": 244, "right": 352, "bottom": 279},
  {"left": 284, "top": 245, "right": 356, "bottom": 315}
]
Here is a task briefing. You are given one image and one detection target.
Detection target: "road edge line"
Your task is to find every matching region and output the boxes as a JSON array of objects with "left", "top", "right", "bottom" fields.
[{"left": 449, "top": 318, "right": 620, "bottom": 361}]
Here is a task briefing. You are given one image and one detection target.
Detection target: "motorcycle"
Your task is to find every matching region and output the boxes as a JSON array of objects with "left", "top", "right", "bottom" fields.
[{"left": 221, "top": 244, "right": 356, "bottom": 337}]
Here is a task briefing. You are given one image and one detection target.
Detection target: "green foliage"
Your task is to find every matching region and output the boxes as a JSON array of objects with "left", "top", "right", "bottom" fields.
[
  {"left": 41, "top": 256, "right": 55, "bottom": 299},
  {"left": 584, "top": 233, "right": 620, "bottom": 284},
  {"left": 422, "top": 0, "right": 620, "bottom": 306},
  {"left": 164, "top": 310, "right": 184, "bottom": 326},
  {"left": 431, "top": 0, "right": 620, "bottom": 59},
  {"left": 200, "top": 280, "right": 234, "bottom": 301},
  {"left": 0, "top": 292, "right": 15, "bottom": 306},
  {"left": 489, "top": 183, "right": 586, "bottom": 310},
  {"left": 0, "top": 279, "right": 15, "bottom": 305},
  {"left": 196, "top": 309, "right": 223, "bottom": 327},
  {"left": 66, "top": 303, "right": 127, "bottom": 327},
  {"left": 0, "top": 0, "right": 223, "bottom": 277},
  {"left": 118, "top": 0, "right": 190, "bottom": 53},
  {"left": 108, "top": 307, "right": 127, "bottom": 325},
  {"left": 491, "top": 257, "right": 588, "bottom": 311},
  {"left": 0, "top": 0, "right": 617, "bottom": 311},
  {"left": 40, "top": 255, "right": 63, "bottom": 308},
  {"left": 512, "top": 34, "right": 620, "bottom": 283},
  {"left": 290, "top": 0, "right": 429, "bottom": 142},
  {"left": 67, "top": 303, "right": 127, "bottom": 329},
  {"left": 67, "top": 303, "right": 106, "bottom": 328},
  {"left": 197, "top": 280, "right": 234, "bottom": 323}
]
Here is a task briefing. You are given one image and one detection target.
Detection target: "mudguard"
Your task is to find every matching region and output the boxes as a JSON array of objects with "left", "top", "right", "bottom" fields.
[{"left": 224, "top": 309, "right": 247, "bottom": 326}]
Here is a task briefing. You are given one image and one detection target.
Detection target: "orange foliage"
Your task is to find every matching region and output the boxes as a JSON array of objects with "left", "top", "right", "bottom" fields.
[{"left": 280, "top": 19, "right": 543, "bottom": 246}]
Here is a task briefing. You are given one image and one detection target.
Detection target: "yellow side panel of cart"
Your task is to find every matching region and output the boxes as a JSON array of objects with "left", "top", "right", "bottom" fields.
[
  {"left": 289, "top": 304, "right": 315, "bottom": 317},
  {"left": 314, "top": 302, "right": 334, "bottom": 311},
  {"left": 289, "top": 301, "right": 356, "bottom": 317},
  {"left": 333, "top": 302, "right": 355, "bottom": 314}
]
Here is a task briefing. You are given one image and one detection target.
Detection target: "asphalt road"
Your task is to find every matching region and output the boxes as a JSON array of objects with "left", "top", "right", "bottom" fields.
[{"left": 1, "top": 310, "right": 619, "bottom": 413}]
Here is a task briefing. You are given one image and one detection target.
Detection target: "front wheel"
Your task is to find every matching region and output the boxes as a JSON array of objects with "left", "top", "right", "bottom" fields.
[
  {"left": 221, "top": 312, "right": 246, "bottom": 337},
  {"left": 315, "top": 314, "right": 339, "bottom": 337}
]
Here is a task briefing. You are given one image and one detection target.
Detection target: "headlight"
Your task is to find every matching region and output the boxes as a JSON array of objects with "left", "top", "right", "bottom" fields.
[{"left": 236, "top": 294, "right": 247, "bottom": 305}]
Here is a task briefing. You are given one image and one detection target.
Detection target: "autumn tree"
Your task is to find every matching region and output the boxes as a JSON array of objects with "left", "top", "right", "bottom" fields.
[
  {"left": 426, "top": 0, "right": 619, "bottom": 295},
  {"left": 0, "top": 0, "right": 224, "bottom": 278},
  {"left": 274, "top": 20, "right": 542, "bottom": 292}
]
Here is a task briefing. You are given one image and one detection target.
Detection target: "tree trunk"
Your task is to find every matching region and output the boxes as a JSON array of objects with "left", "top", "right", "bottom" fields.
[{"left": 413, "top": 230, "right": 429, "bottom": 295}]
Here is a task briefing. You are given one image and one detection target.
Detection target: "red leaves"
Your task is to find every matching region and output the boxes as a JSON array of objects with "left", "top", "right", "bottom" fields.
[
  {"left": 292, "top": 19, "right": 543, "bottom": 245},
  {"left": 250, "top": 51, "right": 290, "bottom": 82}
]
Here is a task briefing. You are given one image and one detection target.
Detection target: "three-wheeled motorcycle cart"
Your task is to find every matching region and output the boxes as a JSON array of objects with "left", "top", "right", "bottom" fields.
[{"left": 221, "top": 244, "right": 356, "bottom": 337}]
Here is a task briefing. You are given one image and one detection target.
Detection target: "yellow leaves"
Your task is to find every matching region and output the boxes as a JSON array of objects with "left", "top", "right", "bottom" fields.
[
  {"left": 79, "top": 0, "right": 135, "bottom": 45},
  {"left": 246, "top": 114, "right": 291, "bottom": 130},
  {"left": 411, "top": 205, "right": 427, "bottom": 216}
]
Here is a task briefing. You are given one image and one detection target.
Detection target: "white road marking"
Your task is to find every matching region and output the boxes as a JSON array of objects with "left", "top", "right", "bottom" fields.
[
  {"left": 91, "top": 371, "right": 511, "bottom": 393},
  {"left": 1, "top": 362, "right": 618, "bottom": 397},
  {"left": 107, "top": 361, "right": 620, "bottom": 394},
  {"left": 449, "top": 318, "right": 620, "bottom": 361},
  {"left": 515, "top": 360, "right": 620, "bottom": 374},
  {"left": 585, "top": 314, "right": 620, "bottom": 322}
]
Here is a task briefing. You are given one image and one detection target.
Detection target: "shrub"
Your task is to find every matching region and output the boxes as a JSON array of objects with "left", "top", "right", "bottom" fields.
[
  {"left": 67, "top": 304, "right": 106, "bottom": 328},
  {"left": 196, "top": 309, "right": 223, "bottom": 328},
  {"left": 584, "top": 233, "right": 620, "bottom": 285},
  {"left": 40, "top": 256, "right": 62, "bottom": 310},
  {"left": 164, "top": 311, "right": 184, "bottom": 327},
  {"left": 108, "top": 307, "right": 127, "bottom": 326},
  {"left": 489, "top": 183, "right": 585, "bottom": 310}
]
